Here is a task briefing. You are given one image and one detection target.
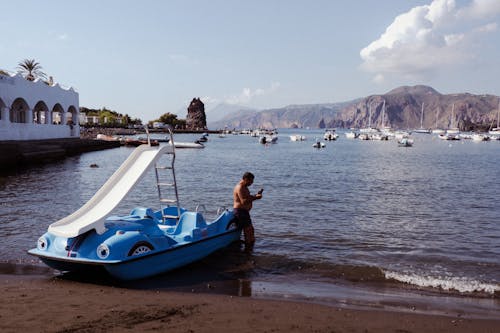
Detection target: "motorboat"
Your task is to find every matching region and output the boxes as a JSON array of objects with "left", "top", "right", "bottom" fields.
[
  {"left": 137, "top": 136, "right": 170, "bottom": 143},
  {"left": 312, "top": 139, "right": 326, "bottom": 148},
  {"left": 371, "top": 133, "right": 389, "bottom": 141},
  {"left": 197, "top": 134, "right": 208, "bottom": 142},
  {"left": 170, "top": 141, "right": 205, "bottom": 149},
  {"left": 439, "top": 133, "right": 460, "bottom": 140},
  {"left": 28, "top": 127, "right": 240, "bottom": 280},
  {"left": 124, "top": 138, "right": 159, "bottom": 147},
  {"left": 96, "top": 134, "right": 120, "bottom": 141},
  {"left": 471, "top": 133, "right": 491, "bottom": 142},
  {"left": 323, "top": 129, "right": 338, "bottom": 141},
  {"left": 259, "top": 136, "right": 278, "bottom": 144},
  {"left": 397, "top": 138, "right": 414, "bottom": 147},
  {"left": 290, "top": 134, "right": 306, "bottom": 141},
  {"left": 345, "top": 130, "right": 359, "bottom": 139},
  {"left": 358, "top": 133, "right": 371, "bottom": 140}
]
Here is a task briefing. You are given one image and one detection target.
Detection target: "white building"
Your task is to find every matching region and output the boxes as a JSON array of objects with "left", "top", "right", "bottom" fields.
[{"left": 0, "top": 72, "right": 79, "bottom": 141}]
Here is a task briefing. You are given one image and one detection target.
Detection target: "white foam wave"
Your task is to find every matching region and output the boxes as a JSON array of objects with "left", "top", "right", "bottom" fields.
[{"left": 384, "top": 270, "right": 500, "bottom": 295}]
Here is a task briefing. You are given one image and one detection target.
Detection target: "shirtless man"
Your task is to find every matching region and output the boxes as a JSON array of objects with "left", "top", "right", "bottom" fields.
[{"left": 233, "top": 172, "right": 263, "bottom": 249}]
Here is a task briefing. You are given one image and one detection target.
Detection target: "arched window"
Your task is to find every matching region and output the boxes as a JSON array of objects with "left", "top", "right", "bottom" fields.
[
  {"left": 52, "top": 103, "right": 64, "bottom": 125},
  {"left": 10, "top": 98, "right": 29, "bottom": 123},
  {"left": 67, "top": 105, "right": 77, "bottom": 125},
  {"left": 34, "top": 101, "right": 49, "bottom": 124},
  {"left": 0, "top": 98, "right": 6, "bottom": 121}
]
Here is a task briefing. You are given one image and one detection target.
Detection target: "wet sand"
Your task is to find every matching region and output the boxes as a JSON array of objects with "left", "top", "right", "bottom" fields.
[{"left": 1, "top": 274, "right": 498, "bottom": 333}]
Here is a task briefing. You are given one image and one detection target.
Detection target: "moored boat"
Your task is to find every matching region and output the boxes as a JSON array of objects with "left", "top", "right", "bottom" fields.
[
  {"left": 312, "top": 139, "right": 326, "bottom": 148},
  {"left": 290, "top": 134, "right": 306, "bottom": 141},
  {"left": 28, "top": 128, "right": 240, "bottom": 280},
  {"left": 323, "top": 129, "right": 339, "bottom": 141},
  {"left": 397, "top": 138, "right": 414, "bottom": 147}
]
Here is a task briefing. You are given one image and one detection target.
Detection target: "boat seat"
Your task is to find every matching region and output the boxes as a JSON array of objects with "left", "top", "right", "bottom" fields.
[
  {"left": 168, "top": 212, "right": 207, "bottom": 236},
  {"left": 129, "top": 207, "right": 157, "bottom": 220}
]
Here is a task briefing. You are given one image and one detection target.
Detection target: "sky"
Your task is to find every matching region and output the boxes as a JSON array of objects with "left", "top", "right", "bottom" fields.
[{"left": 1, "top": 0, "right": 499, "bottom": 122}]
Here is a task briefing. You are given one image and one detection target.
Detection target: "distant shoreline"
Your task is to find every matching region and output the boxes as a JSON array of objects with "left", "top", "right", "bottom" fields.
[
  {"left": 80, "top": 127, "right": 222, "bottom": 140},
  {"left": 0, "top": 128, "right": 222, "bottom": 172}
]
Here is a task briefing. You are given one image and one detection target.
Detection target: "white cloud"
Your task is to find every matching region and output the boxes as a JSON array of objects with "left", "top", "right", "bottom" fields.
[
  {"left": 360, "top": 0, "right": 499, "bottom": 82},
  {"left": 57, "top": 33, "right": 69, "bottom": 41},
  {"left": 224, "top": 82, "right": 281, "bottom": 105},
  {"left": 373, "top": 74, "right": 385, "bottom": 84},
  {"left": 457, "top": 0, "right": 500, "bottom": 20}
]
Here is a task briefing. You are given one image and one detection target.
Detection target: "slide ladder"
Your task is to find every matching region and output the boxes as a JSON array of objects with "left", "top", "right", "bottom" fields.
[{"left": 154, "top": 127, "right": 181, "bottom": 223}]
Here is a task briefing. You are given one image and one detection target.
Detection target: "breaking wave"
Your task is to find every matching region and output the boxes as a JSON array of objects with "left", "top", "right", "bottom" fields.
[{"left": 384, "top": 270, "right": 500, "bottom": 296}]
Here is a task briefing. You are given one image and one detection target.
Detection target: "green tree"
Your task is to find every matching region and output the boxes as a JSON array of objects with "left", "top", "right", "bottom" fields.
[
  {"left": 152, "top": 112, "right": 187, "bottom": 129},
  {"left": 158, "top": 112, "right": 179, "bottom": 125},
  {"left": 17, "top": 59, "right": 47, "bottom": 81}
]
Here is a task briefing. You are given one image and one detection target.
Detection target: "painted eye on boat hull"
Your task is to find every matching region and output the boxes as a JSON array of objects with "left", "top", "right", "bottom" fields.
[
  {"left": 97, "top": 244, "right": 110, "bottom": 259},
  {"left": 37, "top": 237, "right": 48, "bottom": 251}
]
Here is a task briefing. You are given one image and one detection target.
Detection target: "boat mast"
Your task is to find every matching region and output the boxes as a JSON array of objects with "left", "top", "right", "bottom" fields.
[
  {"left": 381, "top": 100, "right": 386, "bottom": 128},
  {"left": 497, "top": 98, "right": 500, "bottom": 129},
  {"left": 451, "top": 103, "right": 455, "bottom": 129},
  {"left": 368, "top": 102, "right": 372, "bottom": 129},
  {"left": 420, "top": 103, "right": 425, "bottom": 129}
]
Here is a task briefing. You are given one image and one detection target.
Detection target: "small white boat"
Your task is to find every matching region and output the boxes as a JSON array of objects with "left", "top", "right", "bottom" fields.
[
  {"left": 345, "top": 131, "right": 358, "bottom": 139},
  {"left": 259, "top": 136, "right": 278, "bottom": 144},
  {"left": 170, "top": 141, "right": 205, "bottom": 148},
  {"left": 439, "top": 133, "right": 460, "bottom": 140},
  {"left": 96, "top": 134, "right": 120, "bottom": 141},
  {"left": 323, "top": 129, "right": 339, "bottom": 141},
  {"left": 290, "top": 134, "right": 306, "bottom": 141},
  {"left": 312, "top": 140, "right": 326, "bottom": 148},
  {"left": 371, "top": 133, "right": 389, "bottom": 141},
  {"left": 394, "top": 131, "right": 410, "bottom": 140},
  {"left": 397, "top": 138, "right": 414, "bottom": 147},
  {"left": 471, "top": 134, "right": 490, "bottom": 142}
]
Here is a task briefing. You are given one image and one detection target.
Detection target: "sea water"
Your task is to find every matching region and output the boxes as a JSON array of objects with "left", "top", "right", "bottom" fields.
[{"left": 0, "top": 129, "right": 499, "bottom": 316}]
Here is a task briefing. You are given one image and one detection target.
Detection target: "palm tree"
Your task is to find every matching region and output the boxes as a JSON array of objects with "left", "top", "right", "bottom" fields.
[{"left": 17, "top": 59, "right": 46, "bottom": 81}]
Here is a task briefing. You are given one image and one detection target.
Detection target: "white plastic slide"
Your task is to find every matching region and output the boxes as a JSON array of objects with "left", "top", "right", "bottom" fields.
[{"left": 48, "top": 144, "right": 174, "bottom": 238}]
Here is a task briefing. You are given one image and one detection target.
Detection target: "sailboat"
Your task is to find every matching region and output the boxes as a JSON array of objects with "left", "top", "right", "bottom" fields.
[
  {"left": 414, "top": 102, "right": 431, "bottom": 133},
  {"left": 360, "top": 102, "right": 377, "bottom": 133},
  {"left": 488, "top": 98, "right": 500, "bottom": 137},
  {"left": 432, "top": 107, "right": 445, "bottom": 134},
  {"left": 446, "top": 103, "right": 460, "bottom": 134},
  {"left": 439, "top": 104, "right": 460, "bottom": 140},
  {"left": 379, "top": 100, "right": 393, "bottom": 135}
]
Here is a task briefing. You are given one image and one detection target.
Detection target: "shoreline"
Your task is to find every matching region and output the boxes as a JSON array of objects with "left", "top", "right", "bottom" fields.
[
  {"left": 1, "top": 261, "right": 499, "bottom": 332},
  {"left": 0, "top": 138, "right": 120, "bottom": 172},
  {"left": 0, "top": 128, "right": 219, "bottom": 172},
  {"left": 1, "top": 273, "right": 498, "bottom": 333}
]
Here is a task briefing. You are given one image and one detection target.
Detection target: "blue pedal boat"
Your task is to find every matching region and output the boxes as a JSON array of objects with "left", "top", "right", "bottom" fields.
[{"left": 28, "top": 129, "right": 241, "bottom": 280}]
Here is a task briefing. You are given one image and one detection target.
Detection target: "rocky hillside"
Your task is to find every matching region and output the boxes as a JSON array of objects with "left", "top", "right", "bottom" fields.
[{"left": 211, "top": 85, "right": 499, "bottom": 131}]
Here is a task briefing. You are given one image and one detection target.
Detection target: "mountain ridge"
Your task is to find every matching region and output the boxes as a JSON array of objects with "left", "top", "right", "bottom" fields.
[{"left": 209, "top": 85, "right": 499, "bottom": 131}]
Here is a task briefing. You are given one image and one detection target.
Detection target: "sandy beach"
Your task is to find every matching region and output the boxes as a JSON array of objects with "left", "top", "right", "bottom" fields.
[{"left": 1, "top": 274, "right": 498, "bottom": 333}]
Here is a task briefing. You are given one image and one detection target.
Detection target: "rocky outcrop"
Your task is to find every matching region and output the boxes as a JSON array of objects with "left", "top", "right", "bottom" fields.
[{"left": 186, "top": 98, "right": 207, "bottom": 130}]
